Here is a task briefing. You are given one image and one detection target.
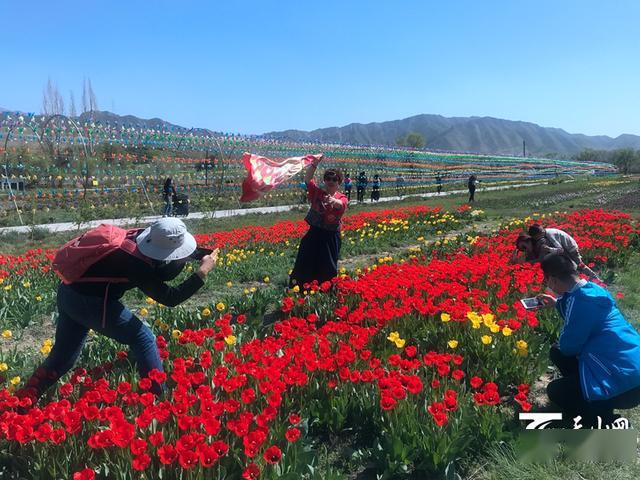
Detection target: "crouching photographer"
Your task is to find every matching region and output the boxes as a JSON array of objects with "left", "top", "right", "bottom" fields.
[{"left": 536, "top": 254, "right": 640, "bottom": 428}]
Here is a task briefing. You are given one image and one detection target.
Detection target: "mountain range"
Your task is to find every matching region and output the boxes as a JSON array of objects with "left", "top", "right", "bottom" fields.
[
  {"left": 265, "top": 114, "right": 640, "bottom": 156},
  {"left": 2, "top": 107, "right": 639, "bottom": 156}
]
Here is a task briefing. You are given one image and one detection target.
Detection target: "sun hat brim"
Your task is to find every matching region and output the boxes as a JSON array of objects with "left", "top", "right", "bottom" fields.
[{"left": 136, "top": 227, "right": 198, "bottom": 261}]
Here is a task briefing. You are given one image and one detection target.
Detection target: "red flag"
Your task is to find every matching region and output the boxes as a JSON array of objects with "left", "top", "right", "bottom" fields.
[{"left": 240, "top": 152, "right": 321, "bottom": 202}]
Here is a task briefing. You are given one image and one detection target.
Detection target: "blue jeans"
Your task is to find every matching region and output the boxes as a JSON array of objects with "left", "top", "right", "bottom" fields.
[
  {"left": 36, "top": 284, "right": 164, "bottom": 395},
  {"left": 163, "top": 197, "right": 173, "bottom": 216}
]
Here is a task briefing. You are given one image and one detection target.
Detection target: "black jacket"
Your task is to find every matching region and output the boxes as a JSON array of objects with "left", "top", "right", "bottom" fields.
[{"left": 69, "top": 248, "right": 203, "bottom": 307}]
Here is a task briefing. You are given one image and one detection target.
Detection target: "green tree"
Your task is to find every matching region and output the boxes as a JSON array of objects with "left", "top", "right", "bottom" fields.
[
  {"left": 610, "top": 148, "right": 638, "bottom": 174},
  {"left": 396, "top": 132, "right": 425, "bottom": 149},
  {"left": 405, "top": 132, "right": 425, "bottom": 149}
]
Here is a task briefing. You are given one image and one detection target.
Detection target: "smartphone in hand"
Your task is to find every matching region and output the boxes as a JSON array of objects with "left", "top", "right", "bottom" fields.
[
  {"left": 520, "top": 297, "right": 543, "bottom": 310},
  {"left": 189, "top": 247, "right": 214, "bottom": 261}
]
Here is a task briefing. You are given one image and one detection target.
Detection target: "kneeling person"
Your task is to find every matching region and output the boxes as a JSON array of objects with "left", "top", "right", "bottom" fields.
[{"left": 537, "top": 254, "right": 640, "bottom": 427}]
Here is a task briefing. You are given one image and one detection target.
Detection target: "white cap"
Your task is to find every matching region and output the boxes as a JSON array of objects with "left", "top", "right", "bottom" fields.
[{"left": 136, "top": 218, "right": 197, "bottom": 261}]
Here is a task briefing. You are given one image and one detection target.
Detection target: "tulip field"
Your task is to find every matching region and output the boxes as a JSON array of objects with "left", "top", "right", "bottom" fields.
[{"left": 0, "top": 194, "right": 639, "bottom": 478}]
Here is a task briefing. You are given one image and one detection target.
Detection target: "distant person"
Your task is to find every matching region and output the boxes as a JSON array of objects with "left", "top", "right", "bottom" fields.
[
  {"left": 537, "top": 254, "right": 640, "bottom": 428},
  {"left": 356, "top": 171, "right": 368, "bottom": 203},
  {"left": 298, "top": 180, "right": 307, "bottom": 204},
  {"left": 371, "top": 174, "right": 381, "bottom": 202},
  {"left": 528, "top": 224, "right": 601, "bottom": 280},
  {"left": 162, "top": 177, "right": 176, "bottom": 217},
  {"left": 395, "top": 174, "right": 405, "bottom": 198},
  {"left": 290, "top": 156, "right": 348, "bottom": 288},
  {"left": 467, "top": 174, "right": 478, "bottom": 202},
  {"left": 436, "top": 172, "right": 443, "bottom": 195},
  {"left": 344, "top": 173, "right": 353, "bottom": 201}
]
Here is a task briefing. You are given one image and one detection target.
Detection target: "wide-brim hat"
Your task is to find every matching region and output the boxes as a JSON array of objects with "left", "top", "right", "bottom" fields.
[{"left": 136, "top": 218, "right": 197, "bottom": 261}]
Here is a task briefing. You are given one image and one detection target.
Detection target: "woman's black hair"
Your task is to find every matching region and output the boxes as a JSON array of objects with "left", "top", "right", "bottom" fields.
[
  {"left": 324, "top": 169, "right": 343, "bottom": 183},
  {"left": 528, "top": 224, "right": 544, "bottom": 236},
  {"left": 164, "top": 177, "right": 172, "bottom": 189},
  {"left": 515, "top": 234, "right": 532, "bottom": 247},
  {"left": 540, "top": 253, "right": 578, "bottom": 281}
]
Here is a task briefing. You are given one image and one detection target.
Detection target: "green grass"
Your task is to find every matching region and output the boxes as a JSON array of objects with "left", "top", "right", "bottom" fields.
[{"left": 1, "top": 176, "right": 637, "bottom": 255}]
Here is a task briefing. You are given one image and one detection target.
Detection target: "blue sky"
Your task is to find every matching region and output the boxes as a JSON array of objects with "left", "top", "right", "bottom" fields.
[{"left": 2, "top": 0, "right": 639, "bottom": 137}]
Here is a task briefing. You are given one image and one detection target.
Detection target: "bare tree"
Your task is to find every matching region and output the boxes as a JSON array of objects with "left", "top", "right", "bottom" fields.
[
  {"left": 40, "top": 78, "right": 67, "bottom": 164},
  {"left": 82, "top": 77, "right": 89, "bottom": 114},
  {"left": 88, "top": 78, "right": 98, "bottom": 113},
  {"left": 42, "top": 77, "right": 65, "bottom": 115},
  {"left": 69, "top": 90, "right": 77, "bottom": 117}
]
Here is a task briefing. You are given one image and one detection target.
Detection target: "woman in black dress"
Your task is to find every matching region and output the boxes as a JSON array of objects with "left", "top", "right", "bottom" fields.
[{"left": 290, "top": 156, "right": 349, "bottom": 288}]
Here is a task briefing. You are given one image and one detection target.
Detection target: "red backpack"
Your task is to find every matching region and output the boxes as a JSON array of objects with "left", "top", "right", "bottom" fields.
[{"left": 53, "top": 224, "right": 149, "bottom": 285}]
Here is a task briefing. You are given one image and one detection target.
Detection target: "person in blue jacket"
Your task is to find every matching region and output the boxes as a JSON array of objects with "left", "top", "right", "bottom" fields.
[{"left": 537, "top": 254, "right": 640, "bottom": 427}]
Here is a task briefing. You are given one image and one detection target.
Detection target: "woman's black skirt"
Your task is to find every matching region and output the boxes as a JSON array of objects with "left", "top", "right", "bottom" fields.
[{"left": 290, "top": 226, "right": 342, "bottom": 287}]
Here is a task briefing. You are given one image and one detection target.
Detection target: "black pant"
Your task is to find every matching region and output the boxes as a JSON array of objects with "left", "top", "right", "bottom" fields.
[
  {"left": 468, "top": 187, "right": 475, "bottom": 202},
  {"left": 356, "top": 187, "right": 365, "bottom": 203},
  {"left": 290, "top": 227, "right": 341, "bottom": 288},
  {"left": 547, "top": 345, "right": 640, "bottom": 427}
]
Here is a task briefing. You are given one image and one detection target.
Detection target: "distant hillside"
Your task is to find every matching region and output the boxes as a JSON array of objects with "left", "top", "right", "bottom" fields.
[
  {"left": 3, "top": 108, "right": 639, "bottom": 156},
  {"left": 264, "top": 114, "right": 640, "bottom": 156}
]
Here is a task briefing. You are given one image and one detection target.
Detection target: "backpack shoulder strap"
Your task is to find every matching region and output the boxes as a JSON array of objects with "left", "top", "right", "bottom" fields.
[{"left": 120, "top": 229, "right": 153, "bottom": 265}]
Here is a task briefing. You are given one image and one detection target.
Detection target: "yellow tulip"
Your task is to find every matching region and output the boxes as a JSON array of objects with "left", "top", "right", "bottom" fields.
[
  {"left": 387, "top": 331, "right": 400, "bottom": 342},
  {"left": 22, "top": 281, "right": 31, "bottom": 288},
  {"left": 489, "top": 324, "right": 500, "bottom": 333},
  {"left": 441, "top": 313, "right": 451, "bottom": 323},
  {"left": 226, "top": 281, "right": 233, "bottom": 287},
  {"left": 201, "top": 307, "right": 212, "bottom": 317},
  {"left": 447, "top": 340, "right": 459, "bottom": 349},
  {"left": 145, "top": 297, "right": 156, "bottom": 305},
  {"left": 263, "top": 276, "right": 270, "bottom": 283},
  {"left": 216, "top": 302, "right": 226, "bottom": 312},
  {"left": 35, "top": 295, "right": 42, "bottom": 302},
  {"left": 394, "top": 338, "right": 406, "bottom": 348},
  {"left": 40, "top": 345, "right": 52, "bottom": 355},
  {"left": 482, "top": 313, "right": 495, "bottom": 326},
  {"left": 139, "top": 308, "right": 149, "bottom": 317},
  {"left": 10, "top": 376, "right": 20, "bottom": 386},
  {"left": 502, "top": 327, "right": 513, "bottom": 337},
  {"left": 224, "top": 335, "right": 237, "bottom": 345},
  {"left": 172, "top": 329, "right": 182, "bottom": 339},
  {"left": 481, "top": 335, "right": 492, "bottom": 345},
  {"left": 292, "top": 285, "right": 300, "bottom": 293},
  {"left": 0, "top": 363, "right": 8, "bottom": 372},
  {"left": 1, "top": 330, "right": 12, "bottom": 339}
]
